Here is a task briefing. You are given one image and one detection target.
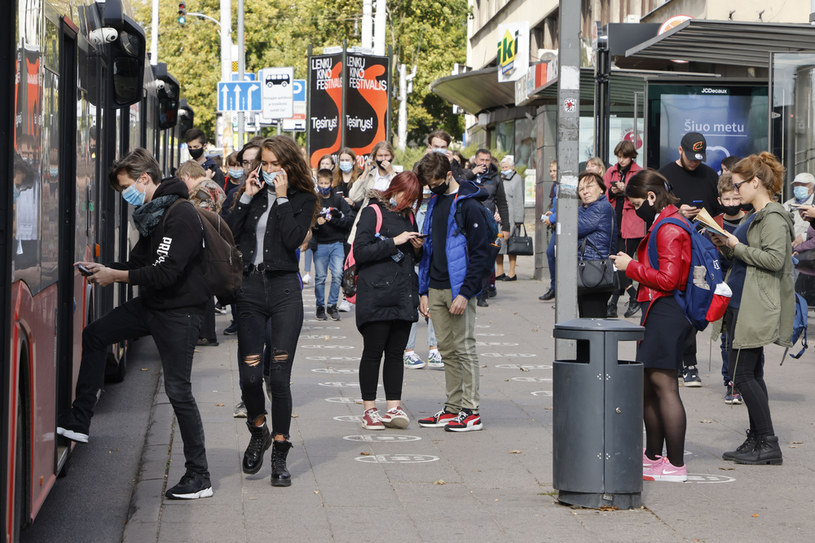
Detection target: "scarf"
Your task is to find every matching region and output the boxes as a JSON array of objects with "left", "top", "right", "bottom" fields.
[{"left": 132, "top": 195, "right": 181, "bottom": 237}]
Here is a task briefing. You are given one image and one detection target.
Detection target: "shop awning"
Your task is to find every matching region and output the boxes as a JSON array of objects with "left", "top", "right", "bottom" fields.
[
  {"left": 430, "top": 67, "right": 517, "bottom": 115},
  {"left": 625, "top": 19, "right": 815, "bottom": 68}
]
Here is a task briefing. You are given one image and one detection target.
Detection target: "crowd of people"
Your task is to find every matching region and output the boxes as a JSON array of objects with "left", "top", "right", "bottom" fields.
[{"left": 55, "top": 124, "right": 806, "bottom": 499}]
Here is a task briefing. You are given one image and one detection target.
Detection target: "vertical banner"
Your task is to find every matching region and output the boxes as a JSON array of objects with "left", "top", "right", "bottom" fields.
[
  {"left": 308, "top": 53, "right": 343, "bottom": 168},
  {"left": 344, "top": 53, "right": 390, "bottom": 165}
]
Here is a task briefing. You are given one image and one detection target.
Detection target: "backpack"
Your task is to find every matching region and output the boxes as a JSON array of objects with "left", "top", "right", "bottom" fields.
[
  {"left": 452, "top": 193, "right": 502, "bottom": 263},
  {"left": 646, "top": 217, "right": 731, "bottom": 331},
  {"left": 168, "top": 200, "right": 244, "bottom": 305},
  {"left": 781, "top": 293, "right": 808, "bottom": 364},
  {"left": 342, "top": 205, "right": 384, "bottom": 303}
]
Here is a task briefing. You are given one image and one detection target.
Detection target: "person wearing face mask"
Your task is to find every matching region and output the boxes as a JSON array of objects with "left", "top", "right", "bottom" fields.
[
  {"left": 311, "top": 169, "right": 355, "bottom": 321},
  {"left": 347, "top": 140, "right": 397, "bottom": 245},
  {"left": 353, "top": 172, "right": 423, "bottom": 429},
  {"left": 604, "top": 141, "right": 644, "bottom": 318},
  {"left": 495, "top": 155, "right": 526, "bottom": 281},
  {"left": 333, "top": 147, "right": 362, "bottom": 205},
  {"left": 227, "top": 136, "right": 319, "bottom": 487},
  {"left": 184, "top": 128, "right": 225, "bottom": 189},
  {"left": 63, "top": 148, "right": 213, "bottom": 499},
  {"left": 225, "top": 151, "right": 244, "bottom": 190},
  {"left": 610, "top": 169, "right": 693, "bottom": 482},
  {"left": 782, "top": 172, "right": 815, "bottom": 246}
]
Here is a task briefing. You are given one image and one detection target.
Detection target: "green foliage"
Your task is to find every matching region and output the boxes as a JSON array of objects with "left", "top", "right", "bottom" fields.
[{"left": 132, "top": 0, "right": 467, "bottom": 145}]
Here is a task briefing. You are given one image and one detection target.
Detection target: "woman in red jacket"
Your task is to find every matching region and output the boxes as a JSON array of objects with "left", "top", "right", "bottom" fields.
[{"left": 611, "top": 169, "right": 692, "bottom": 483}]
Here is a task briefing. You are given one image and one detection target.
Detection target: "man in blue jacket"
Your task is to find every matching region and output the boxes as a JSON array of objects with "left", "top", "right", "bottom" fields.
[{"left": 415, "top": 153, "right": 493, "bottom": 432}]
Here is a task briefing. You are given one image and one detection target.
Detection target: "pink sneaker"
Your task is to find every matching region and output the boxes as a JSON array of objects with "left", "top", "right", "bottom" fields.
[
  {"left": 361, "top": 408, "right": 385, "bottom": 430},
  {"left": 643, "top": 449, "right": 662, "bottom": 469},
  {"left": 643, "top": 457, "right": 688, "bottom": 482}
]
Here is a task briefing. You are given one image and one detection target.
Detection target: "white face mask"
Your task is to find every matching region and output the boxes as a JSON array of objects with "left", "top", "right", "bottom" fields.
[{"left": 339, "top": 161, "right": 353, "bottom": 173}]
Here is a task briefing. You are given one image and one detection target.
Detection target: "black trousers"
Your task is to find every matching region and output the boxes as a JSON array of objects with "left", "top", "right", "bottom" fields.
[
  {"left": 358, "top": 320, "right": 413, "bottom": 401},
  {"left": 73, "top": 297, "right": 208, "bottom": 475},
  {"left": 236, "top": 271, "right": 303, "bottom": 437}
]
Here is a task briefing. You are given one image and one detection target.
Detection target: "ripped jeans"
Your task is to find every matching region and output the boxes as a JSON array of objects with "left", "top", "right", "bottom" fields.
[{"left": 236, "top": 270, "right": 303, "bottom": 437}]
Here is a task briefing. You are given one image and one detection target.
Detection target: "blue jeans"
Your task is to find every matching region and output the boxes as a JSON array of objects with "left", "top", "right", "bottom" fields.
[
  {"left": 546, "top": 233, "right": 556, "bottom": 289},
  {"left": 314, "top": 241, "right": 344, "bottom": 307},
  {"left": 406, "top": 317, "right": 438, "bottom": 350}
]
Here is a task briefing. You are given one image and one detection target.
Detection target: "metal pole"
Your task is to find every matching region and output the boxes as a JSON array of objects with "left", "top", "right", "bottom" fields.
[
  {"left": 150, "top": 0, "right": 158, "bottom": 64},
  {"left": 555, "top": 0, "right": 580, "bottom": 359},
  {"left": 594, "top": 25, "right": 610, "bottom": 163},
  {"left": 238, "top": 0, "right": 245, "bottom": 147},
  {"left": 373, "top": 0, "right": 386, "bottom": 56},
  {"left": 362, "top": 0, "right": 373, "bottom": 49}
]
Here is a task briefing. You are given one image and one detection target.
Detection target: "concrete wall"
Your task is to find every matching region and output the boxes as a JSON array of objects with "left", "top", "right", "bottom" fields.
[{"left": 641, "top": 0, "right": 811, "bottom": 23}]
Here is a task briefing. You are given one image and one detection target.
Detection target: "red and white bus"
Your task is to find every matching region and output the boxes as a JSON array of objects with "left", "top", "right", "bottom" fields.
[{"left": 1, "top": 1, "right": 189, "bottom": 540}]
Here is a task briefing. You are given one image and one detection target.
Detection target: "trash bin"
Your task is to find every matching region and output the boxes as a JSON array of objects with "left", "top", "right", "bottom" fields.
[{"left": 552, "top": 318, "right": 645, "bottom": 509}]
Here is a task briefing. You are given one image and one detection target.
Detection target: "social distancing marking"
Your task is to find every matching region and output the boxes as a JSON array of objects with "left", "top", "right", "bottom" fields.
[
  {"left": 480, "top": 352, "right": 537, "bottom": 358},
  {"left": 685, "top": 474, "right": 736, "bottom": 484},
  {"left": 306, "top": 356, "right": 359, "bottom": 361},
  {"left": 343, "top": 435, "right": 421, "bottom": 442},
  {"left": 495, "top": 364, "right": 552, "bottom": 370},
  {"left": 301, "top": 344, "right": 355, "bottom": 350},
  {"left": 355, "top": 454, "right": 439, "bottom": 464},
  {"left": 531, "top": 390, "right": 552, "bottom": 397},
  {"left": 334, "top": 415, "right": 363, "bottom": 422},
  {"left": 302, "top": 325, "right": 341, "bottom": 330},
  {"left": 325, "top": 397, "right": 383, "bottom": 403},
  {"left": 301, "top": 334, "right": 347, "bottom": 340},
  {"left": 511, "top": 377, "right": 552, "bottom": 382},
  {"left": 476, "top": 342, "right": 520, "bottom": 347},
  {"left": 312, "top": 368, "right": 359, "bottom": 374},
  {"left": 476, "top": 332, "right": 505, "bottom": 337},
  {"left": 318, "top": 382, "right": 365, "bottom": 388}
]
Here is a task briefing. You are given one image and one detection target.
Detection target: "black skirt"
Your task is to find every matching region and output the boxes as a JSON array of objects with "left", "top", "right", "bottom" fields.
[{"left": 636, "top": 296, "right": 693, "bottom": 371}]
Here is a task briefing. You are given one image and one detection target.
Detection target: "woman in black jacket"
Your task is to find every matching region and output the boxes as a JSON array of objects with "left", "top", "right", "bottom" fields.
[
  {"left": 227, "top": 136, "right": 318, "bottom": 487},
  {"left": 353, "top": 171, "right": 423, "bottom": 430}
]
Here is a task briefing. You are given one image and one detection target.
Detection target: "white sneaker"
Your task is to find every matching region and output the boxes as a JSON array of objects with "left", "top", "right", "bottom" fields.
[
  {"left": 403, "top": 351, "right": 426, "bottom": 369},
  {"left": 338, "top": 299, "right": 352, "bottom": 312},
  {"left": 427, "top": 349, "right": 444, "bottom": 370},
  {"left": 381, "top": 406, "right": 410, "bottom": 429},
  {"left": 302, "top": 273, "right": 311, "bottom": 285}
]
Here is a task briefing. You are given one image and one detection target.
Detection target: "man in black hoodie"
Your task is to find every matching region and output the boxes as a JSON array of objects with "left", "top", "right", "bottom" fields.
[{"left": 59, "top": 148, "right": 213, "bottom": 500}]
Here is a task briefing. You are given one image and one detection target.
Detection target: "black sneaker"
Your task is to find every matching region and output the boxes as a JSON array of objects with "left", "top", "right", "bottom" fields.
[
  {"left": 327, "top": 305, "right": 340, "bottom": 321},
  {"left": 477, "top": 296, "right": 489, "bottom": 307},
  {"left": 224, "top": 321, "right": 238, "bottom": 335},
  {"left": 165, "top": 472, "right": 213, "bottom": 500},
  {"left": 487, "top": 286, "right": 497, "bottom": 298},
  {"left": 606, "top": 302, "right": 618, "bottom": 318},
  {"left": 539, "top": 289, "right": 555, "bottom": 301},
  {"left": 624, "top": 300, "right": 641, "bottom": 318},
  {"left": 316, "top": 306, "right": 327, "bottom": 321},
  {"left": 683, "top": 365, "right": 702, "bottom": 387},
  {"left": 196, "top": 337, "right": 219, "bottom": 347},
  {"left": 56, "top": 411, "right": 89, "bottom": 444}
]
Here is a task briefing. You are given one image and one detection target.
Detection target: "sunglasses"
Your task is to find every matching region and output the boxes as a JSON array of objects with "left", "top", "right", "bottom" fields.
[{"left": 733, "top": 178, "right": 751, "bottom": 191}]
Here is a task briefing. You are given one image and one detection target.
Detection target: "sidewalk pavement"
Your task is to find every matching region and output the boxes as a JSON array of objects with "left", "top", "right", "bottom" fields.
[{"left": 122, "top": 256, "right": 815, "bottom": 542}]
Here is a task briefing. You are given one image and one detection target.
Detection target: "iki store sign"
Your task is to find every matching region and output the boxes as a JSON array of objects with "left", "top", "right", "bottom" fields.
[{"left": 497, "top": 21, "right": 529, "bottom": 83}]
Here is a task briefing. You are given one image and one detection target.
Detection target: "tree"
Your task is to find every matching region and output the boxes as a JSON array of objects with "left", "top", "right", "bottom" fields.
[{"left": 132, "top": 0, "right": 467, "bottom": 146}]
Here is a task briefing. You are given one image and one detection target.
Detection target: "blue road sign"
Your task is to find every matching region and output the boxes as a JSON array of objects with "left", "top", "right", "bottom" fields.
[
  {"left": 217, "top": 81, "right": 262, "bottom": 112},
  {"left": 292, "top": 79, "right": 306, "bottom": 102}
]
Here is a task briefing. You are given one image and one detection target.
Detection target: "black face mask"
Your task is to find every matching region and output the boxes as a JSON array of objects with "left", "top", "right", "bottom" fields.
[
  {"left": 376, "top": 159, "right": 385, "bottom": 170},
  {"left": 430, "top": 180, "right": 449, "bottom": 195},
  {"left": 189, "top": 147, "right": 204, "bottom": 160},
  {"left": 722, "top": 204, "right": 741, "bottom": 216},
  {"left": 635, "top": 200, "right": 656, "bottom": 227}
]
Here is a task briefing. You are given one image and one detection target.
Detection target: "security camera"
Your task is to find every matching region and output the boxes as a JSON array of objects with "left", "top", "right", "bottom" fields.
[{"left": 89, "top": 27, "right": 119, "bottom": 45}]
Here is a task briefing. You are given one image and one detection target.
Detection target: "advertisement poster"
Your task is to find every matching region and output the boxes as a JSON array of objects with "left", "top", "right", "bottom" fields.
[
  {"left": 344, "top": 52, "right": 389, "bottom": 163},
  {"left": 647, "top": 84, "right": 768, "bottom": 170},
  {"left": 308, "top": 53, "right": 343, "bottom": 168}
]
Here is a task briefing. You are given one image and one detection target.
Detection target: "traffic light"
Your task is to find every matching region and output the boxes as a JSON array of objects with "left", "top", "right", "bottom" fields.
[{"left": 178, "top": 2, "right": 186, "bottom": 26}]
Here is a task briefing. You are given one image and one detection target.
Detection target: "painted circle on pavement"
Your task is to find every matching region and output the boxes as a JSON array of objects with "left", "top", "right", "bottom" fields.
[
  {"left": 343, "top": 435, "right": 422, "bottom": 442},
  {"left": 334, "top": 415, "right": 363, "bottom": 422},
  {"left": 355, "top": 454, "right": 439, "bottom": 464},
  {"left": 312, "top": 368, "right": 359, "bottom": 374}
]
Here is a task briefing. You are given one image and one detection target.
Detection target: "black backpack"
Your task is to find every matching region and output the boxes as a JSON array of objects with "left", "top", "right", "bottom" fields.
[{"left": 168, "top": 200, "right": 244, "bottom": 304}]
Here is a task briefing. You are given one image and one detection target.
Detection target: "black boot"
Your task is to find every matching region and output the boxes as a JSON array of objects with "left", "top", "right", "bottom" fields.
[
  {"left": 271, "top": 440, "right": 293, "bottom": 487},
  {"left": 606, "top": 293, "right": 619, "bottom": 318},
  {"left": 731, "top": 434, "right": 783, "bottom": 465},
  {"left": 722, "top": 429, "right": 756, "bottom": 461},
  {"left": 243, "top": 420, "right": 273, "bottom": 474}
]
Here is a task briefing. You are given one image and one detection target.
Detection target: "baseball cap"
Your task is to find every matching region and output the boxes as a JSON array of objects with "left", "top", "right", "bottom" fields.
[
  {"left": 793, "top": 172, "right": 815, "bottom": 186},
  {"left": 680, "top": 132, "right": 706, "bottom": 161}
]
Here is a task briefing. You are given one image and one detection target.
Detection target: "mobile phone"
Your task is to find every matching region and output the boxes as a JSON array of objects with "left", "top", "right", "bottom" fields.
[
  {"left": 76, "top": 264, "right": 93, "bottom": 276},
  {"left": 417, "top": 234, "right": 429, "bottom": 239},
  {"left": 692, "top": 200, "right": 703, "bottom": 207},
  {"left": 254, "top": 164, "right": 264, "bottom": 187}
]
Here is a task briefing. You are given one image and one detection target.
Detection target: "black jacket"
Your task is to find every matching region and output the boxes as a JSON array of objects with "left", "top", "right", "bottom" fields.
[
  {"left": 227, "top": 187, "right": 316, "bottom": 273},
  {"left": 121, "top": 178, "right": 209, "bottom": 311},
  {"left": 463, "top": 163, "right": 510, "bottom": 230},
  {"left": 312, "top": 189, "right": 355, "bottom": 244},
  {"left": 353, "top": 198, "right": 419, "bottom": 328}
]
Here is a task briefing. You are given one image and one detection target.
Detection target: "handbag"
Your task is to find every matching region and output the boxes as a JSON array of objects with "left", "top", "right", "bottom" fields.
[
  {"left": 795, "top": 249, "right": 815, "bottom": 270},
  {"left": 576, "top": 238, "right": 619, "bottom": 294},
  {"left": 507, "top": 224, "right": 533, "bottom": 256}
]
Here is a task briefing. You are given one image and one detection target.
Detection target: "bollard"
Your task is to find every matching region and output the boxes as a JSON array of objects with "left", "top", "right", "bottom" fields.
[{"left": 552, "top": 318, "right": 645, "bottom": 509}]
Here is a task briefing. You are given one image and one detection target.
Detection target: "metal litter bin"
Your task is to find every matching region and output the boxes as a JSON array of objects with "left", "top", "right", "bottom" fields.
[{"left": 552, "top": 318, "right": 645, "bottom": 509}]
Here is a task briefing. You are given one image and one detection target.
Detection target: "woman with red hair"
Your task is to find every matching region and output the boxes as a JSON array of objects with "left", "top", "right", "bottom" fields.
[{"left": 353, "top": 171, "right": 424, "bottom": 430}]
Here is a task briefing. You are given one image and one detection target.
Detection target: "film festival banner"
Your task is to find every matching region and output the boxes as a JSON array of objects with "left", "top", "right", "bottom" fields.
[
  {"left": 308, "top": 52, "right": 343, "bottom": 168},
  {"left": 308, "top": 50, "right": 391, "bottom": 168}
]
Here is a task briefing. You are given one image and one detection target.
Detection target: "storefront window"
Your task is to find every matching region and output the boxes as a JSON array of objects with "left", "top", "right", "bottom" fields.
[
  {"left": 493, "top": 120, "right": 514, "bottom": 155},
  {"left": 514, "top": 117, "right": 536, "bottom": 171}
]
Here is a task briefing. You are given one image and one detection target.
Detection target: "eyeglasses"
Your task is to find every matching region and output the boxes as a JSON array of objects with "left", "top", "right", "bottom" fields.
[{"left": 733, "top": 178, "right": 750, "bottom": 191}]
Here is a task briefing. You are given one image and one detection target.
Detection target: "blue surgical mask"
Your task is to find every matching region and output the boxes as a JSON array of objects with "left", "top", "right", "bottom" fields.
[
  {"left": 339, "top": 161, "right": 353, "bottom": 173},
  {"left": 121, "top": 184, "right": 145, "bottom": 207},
  {"left": 228, "top": 168, "right": 244, "bottom": 179},
  {"left": 389, "top": 197, "right": 398, "bottom": 207},
  {"left": 318, "top": 186, "right": 331, "bottom": 196},
  {"left": 262, "top": 170, "right": 279, "bottom": 185},
  {"left": 432, "top": 148, "right": 447, "bottom": 154},
  {"left": 794, "top": 186, "right": 810, "bottom": 202}
]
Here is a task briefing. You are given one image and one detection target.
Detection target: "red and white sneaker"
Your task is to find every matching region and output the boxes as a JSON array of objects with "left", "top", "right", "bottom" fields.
[
  {"left": 444, "top": 409, "right": 483, "bottom": 432},
  {"left": 418, "top": 409, "right": 458, "bottom": 428},
  {"left": 381, "top": 406, "right": 410, "bottom": 429},
  {"left": 642, "top": 457, "right": 687, "bottom": 482},
  {"left": 361, "top": 408, "right": 385, "bottom": 430},
  {"left": 643, "top": 448, "right": 662, "bottom": 469}
]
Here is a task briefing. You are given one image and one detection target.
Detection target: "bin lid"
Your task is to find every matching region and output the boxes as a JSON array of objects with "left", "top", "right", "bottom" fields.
[{"left": 553, "top": 318, "right": 645, "bottom": 334}]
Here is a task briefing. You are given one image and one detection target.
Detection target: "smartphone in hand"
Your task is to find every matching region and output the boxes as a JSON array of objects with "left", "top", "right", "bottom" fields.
[
  {"left": 255, "top": 164, "right": 264, "bottom": 188},
  {"left": 692, "top": 200, "right": 703, "bottom": 207},
  {"left": 76, "top": 264, "right": 93, "bottom": 276}
]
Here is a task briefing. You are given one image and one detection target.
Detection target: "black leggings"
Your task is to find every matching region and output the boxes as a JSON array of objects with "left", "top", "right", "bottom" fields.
[
  {"left": 358, "top": 320, "right": 412, "bottom": 401},
  {"left": 643, "top": 368, "right": 687, "bottom": 467},
  {"left": 725, "top": 307, "right": 774, "bottom": 436}
]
